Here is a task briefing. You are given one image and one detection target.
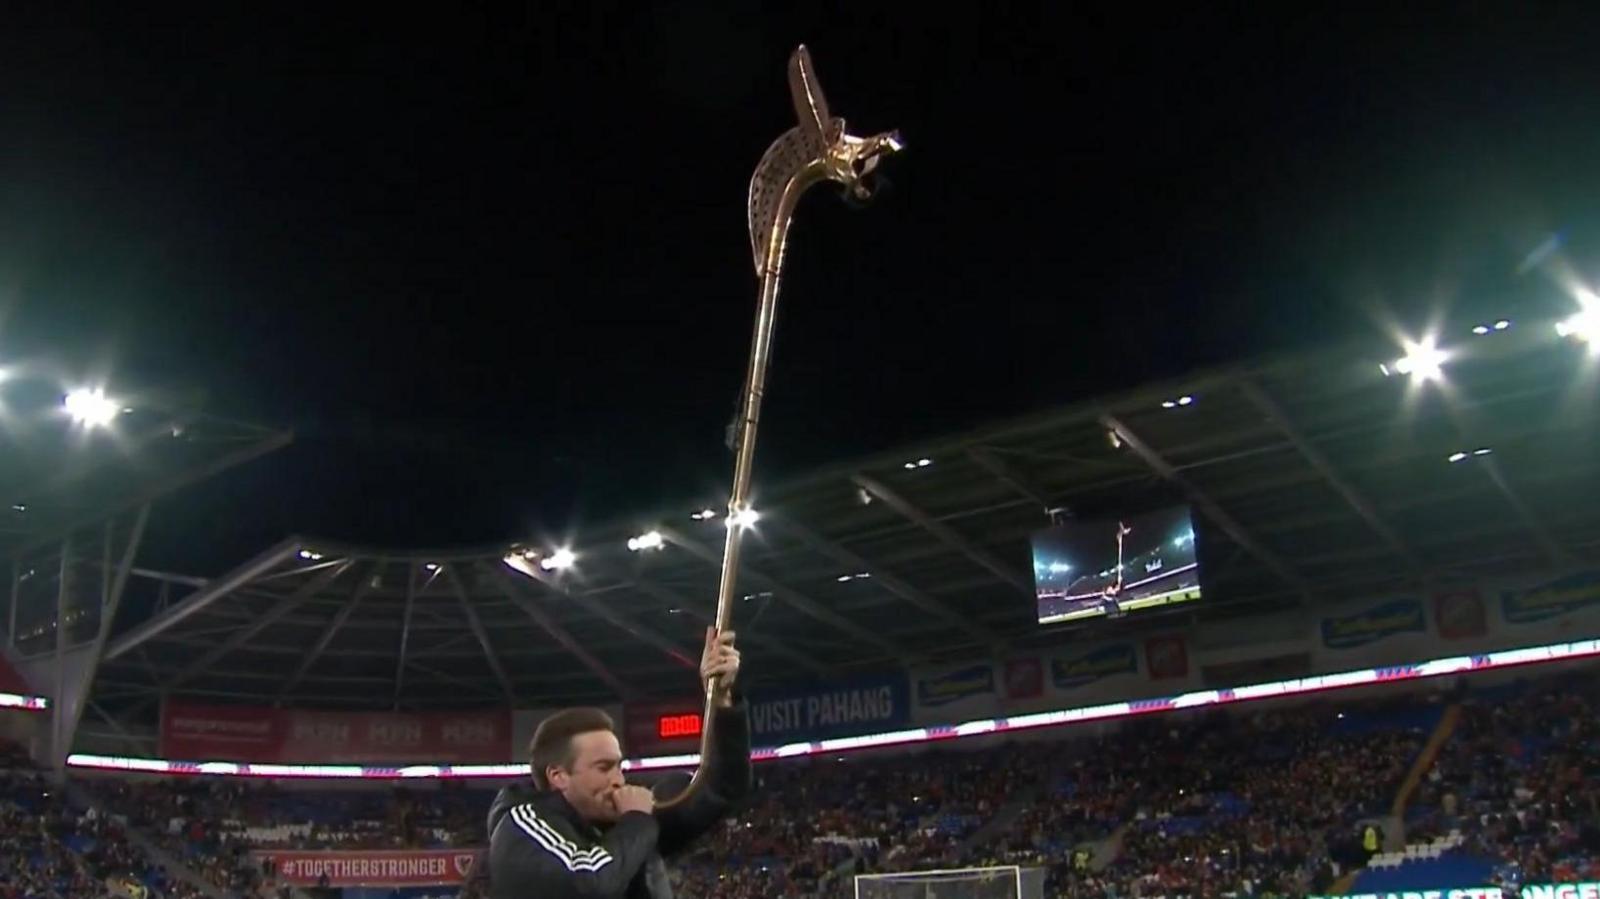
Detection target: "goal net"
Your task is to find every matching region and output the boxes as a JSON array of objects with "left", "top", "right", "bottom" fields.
[{"left": 854, "top": 866, "right": 1045, "bottom": 899}]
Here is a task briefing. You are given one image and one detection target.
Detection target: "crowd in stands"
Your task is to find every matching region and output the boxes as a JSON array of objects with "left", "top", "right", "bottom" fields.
[
  {"left": 78, "top": 777, "right": 491, "bottom": 899},
  {"left": 5, "top": 667, "right": 1599, "bottom": 899},
  {"left": 1, "top": 737, "right": 201, "bottom": 899},
  {"left": 1409, "top": 674, "right": 1600, "bottom": 892},
  {"left": 86, "top": 779, "right": 486, "bottom": 852},
  {"left": 1085, "top": 706, "right": 1421, "bottom": 899},
  {"left": 675, "top": 699, "right": 1431, "bottom": 899},
  {"left": 674, "top": 743, "right": 1055, "bottom": 898}
]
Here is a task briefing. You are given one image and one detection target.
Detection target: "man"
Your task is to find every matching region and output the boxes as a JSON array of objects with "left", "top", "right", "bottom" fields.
[{"left": 485, "top": 627, "right": 750, "bottom": 899}]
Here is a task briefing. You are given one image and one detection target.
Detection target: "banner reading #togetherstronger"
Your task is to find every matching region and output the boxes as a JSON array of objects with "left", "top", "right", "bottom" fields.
[
  {"left": 160, "top": 700, "right": 510, "bottom": 764},
  {"left": 253, "top": 850, "right": 480, "bottom": 887}
]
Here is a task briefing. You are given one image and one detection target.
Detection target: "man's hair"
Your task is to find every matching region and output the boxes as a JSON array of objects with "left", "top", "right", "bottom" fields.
[{"left": 529, "top": 707, "right": 616, "bottom": 789}]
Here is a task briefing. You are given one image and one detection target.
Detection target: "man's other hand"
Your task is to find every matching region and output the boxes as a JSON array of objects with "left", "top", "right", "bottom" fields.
[
  {"left": 700, "top": 627, "right": 740, "bottom": 706},
  {"left": 612, "top": 785, "right": 655, "bottom": 816}
]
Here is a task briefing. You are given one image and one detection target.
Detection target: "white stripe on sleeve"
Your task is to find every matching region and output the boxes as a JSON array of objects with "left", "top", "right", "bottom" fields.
[{"left": 509, "top": 805, "right": 614, "bottom": 872}]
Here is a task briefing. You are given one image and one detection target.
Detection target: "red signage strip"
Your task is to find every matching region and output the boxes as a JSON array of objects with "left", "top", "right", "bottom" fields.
[
  {"left": 161, "top": 701, "right": 510, "bottom": 764},
  {"left": 254, "top": 850, "right": 480, "bottom": 887}
]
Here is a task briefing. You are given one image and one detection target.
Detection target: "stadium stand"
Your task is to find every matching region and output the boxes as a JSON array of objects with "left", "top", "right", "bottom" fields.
[
  {"left": 2, "top": 738, "right": 206, "bottom": 899},
  {"left": 715, "top": 696, "right": 1436, "bottom": 898},
  {"left": 7, "top": 665, "right": 1595, "bottom": 899},
  {"left": 1360, "top": 673, "right": 1600, "bottom": 896}
]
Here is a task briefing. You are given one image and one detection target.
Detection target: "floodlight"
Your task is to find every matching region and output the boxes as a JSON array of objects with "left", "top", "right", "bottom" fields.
[
  {"left": 64, "top": 388, "right": 121, "bottom": 427},
  {"left": 1384, "top": 339, "right": 1447, "bottom": 382},
  {"left": 1556, "top": 309, "right": 1596, "bottom": 349},
  {"left": 540, "top": 548, "right": 576, "bottom": 571},
  {"left": 627, "top": 531, "right": 664, "bottom": 552}
]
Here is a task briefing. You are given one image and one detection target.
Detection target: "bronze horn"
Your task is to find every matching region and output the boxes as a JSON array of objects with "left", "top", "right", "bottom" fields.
[{"left": 653, "top": 45, "right": 903, "bottom": 811}]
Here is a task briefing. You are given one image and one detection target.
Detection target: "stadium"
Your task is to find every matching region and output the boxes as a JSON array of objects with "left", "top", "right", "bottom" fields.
[
  {"left": 5, "top": 301, "right": 1600, "bottom": 899},
  {"left": 7, "top": 12, "right": 1600, "bottom": 899}
]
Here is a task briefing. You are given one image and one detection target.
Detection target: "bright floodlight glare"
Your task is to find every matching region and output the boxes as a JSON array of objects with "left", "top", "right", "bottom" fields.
[
  {"left": 1161, "top": 400, "right": 1176, "bottom": 409},
  {"left": 627, "top": 530, "right": 664, "bottom": 552},
  {"left": 1473, "top": 447, "right": 1492, "bottom": 456},
  {"left": 1472, "top": 325, "right": 1490, "bottom": 336},
  {"left": 690, "top": 508, "right": 717, "bottom": 521},
  {"left": 63, "top": 388, "right": 122, "bottom": 427},
  {"left": 1447, "top": 452, "right": 1468, "bottom": 463},
  {"left": 1494, "top": 320, "right": 1510, "bottom": 330},
  {"left": 1177, "top": 395, "right": 1194, "bottom": 406},
  {"left": 540, "top": 548, "right": 576, "bottom": 571},
  {"left": 1556, "top": 309, "right": 1597, "bottom": 348},
  {"left": 1390, "top": 339, "right": 1447, "bottom": 382},
  {"left": 725, "top": 508, "right": 761, "bottom": 528},
  {"left": 298, "top": 550, "right": 324, "bottom": 561}
]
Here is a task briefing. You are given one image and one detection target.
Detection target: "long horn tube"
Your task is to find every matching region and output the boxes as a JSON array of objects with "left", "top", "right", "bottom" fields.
[{"left": 653, "top": 45, "right": 902, "bottom": 811}]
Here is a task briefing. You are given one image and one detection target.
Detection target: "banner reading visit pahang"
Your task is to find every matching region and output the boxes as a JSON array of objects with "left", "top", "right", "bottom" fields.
[
  {"left": 253, "top": 850, "right": 479, "bottom": 887},
  {"left": 160, "top": 700, "right": 510, "bottom": 764},
  {"left": 747, "top": 672, "right": 911, "bottom": 744},
  {"left": 626, "top": 671, "right": 911, "bottom": 755}
]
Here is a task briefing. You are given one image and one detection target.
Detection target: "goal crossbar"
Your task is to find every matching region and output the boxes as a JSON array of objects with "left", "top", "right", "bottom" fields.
[{"left": 854, "top": 865, "right": 1026, "bottom": 899}]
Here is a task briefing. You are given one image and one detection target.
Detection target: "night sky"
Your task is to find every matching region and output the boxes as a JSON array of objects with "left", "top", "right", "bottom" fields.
[{"left": 4, "top": 5, "right": 1599, "bottom": 572}]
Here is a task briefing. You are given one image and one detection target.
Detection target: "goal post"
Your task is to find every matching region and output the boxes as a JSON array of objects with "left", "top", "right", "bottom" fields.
[{"left": 854, "top": 865, "right": 1045, "bottom": 899}]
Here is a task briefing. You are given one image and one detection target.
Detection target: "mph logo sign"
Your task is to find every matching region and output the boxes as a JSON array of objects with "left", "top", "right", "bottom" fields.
[{"left": 162, "top": 702, "right": 510, "bottom": 764}]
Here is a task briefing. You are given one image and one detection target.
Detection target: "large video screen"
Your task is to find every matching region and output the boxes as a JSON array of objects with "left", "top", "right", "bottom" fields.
[{"left": 1032, "top": 505, "right": 1202, "bottom": 624}]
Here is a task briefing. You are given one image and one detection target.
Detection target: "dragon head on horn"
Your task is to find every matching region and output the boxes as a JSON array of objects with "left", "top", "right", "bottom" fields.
[
  {"left": 747, "top": 45, "right": 904, "bottom": 275},
  {"left": 788, "top": 45, "right": 904, "bottom": 202}
]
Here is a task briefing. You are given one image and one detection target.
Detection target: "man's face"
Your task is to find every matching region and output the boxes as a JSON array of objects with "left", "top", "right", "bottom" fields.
[{"left": 548, "top": 730, "right": 626, "bottom": 824}]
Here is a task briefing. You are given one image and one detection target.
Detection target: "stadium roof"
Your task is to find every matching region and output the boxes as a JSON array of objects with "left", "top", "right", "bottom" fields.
[
  {"left": 1, "top": 372, "right": 291, "bottom": 561},
  {"left": 90, "top": 317, "right": 1600, "bottom": 714}
]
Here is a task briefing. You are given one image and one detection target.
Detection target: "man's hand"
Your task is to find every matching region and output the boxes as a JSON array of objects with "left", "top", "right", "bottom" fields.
[
  {"left": 700, "top": 627, "right": 740, "bottom": 707},
  {"left": 611, "top": 785, "right": 655, "bottom": 816}
]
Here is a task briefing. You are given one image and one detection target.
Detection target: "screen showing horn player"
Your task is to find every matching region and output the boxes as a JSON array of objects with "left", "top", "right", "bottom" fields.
[{"left": 1032, "top": 505, "right": 1202, "bottom": 625}]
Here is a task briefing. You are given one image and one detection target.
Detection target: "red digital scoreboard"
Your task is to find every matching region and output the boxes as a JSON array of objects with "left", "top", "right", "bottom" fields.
[
  {"left": 625, "top": 699, "right": 704, "bottom": 755},
  {"left": 656, "top": 713, "right": 702, "bottom": 739}
]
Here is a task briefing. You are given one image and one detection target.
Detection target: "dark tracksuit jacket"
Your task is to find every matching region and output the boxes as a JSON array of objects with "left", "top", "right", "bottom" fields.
[{"left": 484, "top": 700, "right": 751, "bottom": 899}]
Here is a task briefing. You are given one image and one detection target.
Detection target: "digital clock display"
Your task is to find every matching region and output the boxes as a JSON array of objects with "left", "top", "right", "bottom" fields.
[{"left": 656, "top": 713, "right": 702, "bottom": 739}]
